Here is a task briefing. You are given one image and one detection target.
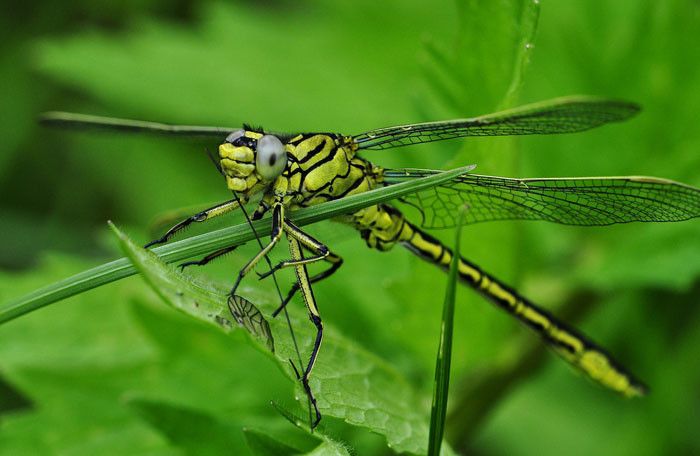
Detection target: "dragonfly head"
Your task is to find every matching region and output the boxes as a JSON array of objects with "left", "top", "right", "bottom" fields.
[{"left": 218, "top": 128, "right": 288, "bottom": 196}]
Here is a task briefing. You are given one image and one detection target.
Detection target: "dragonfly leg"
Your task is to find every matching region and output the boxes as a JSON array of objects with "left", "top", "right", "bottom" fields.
[
  {"left": 302, "top": 313, "right": 323, "bottom": 429},
  {"left": 273, "top": 258, "right": 343, "bottom": 318},
  {"left": 286, "top": 235, "right": 323, "bottom": 428},
  {"left": 145, "top": 198, "right": 245, "bottom": 248},
  {"left": 251, "top": 198, "right": 273, "bottom": 220},
  {"left": 230, "top": 202, "right": 284, "bottom": 296},
  {"left": 258, "top": 220, "right": 337, "bottom": 278},
  {"left": 254, "top": 219, "right": 343, "bottom": 317},
  {"left": 179, "top": 245, "right": 240, "bottom": 270},
  {"left": 288, "top": 358, "right": 321, "bottom": 428}
]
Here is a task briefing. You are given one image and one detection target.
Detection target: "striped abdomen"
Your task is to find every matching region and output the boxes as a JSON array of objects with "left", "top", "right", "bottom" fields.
[{"left": 352, "top": 203, "right": 647, "bottom": 397}]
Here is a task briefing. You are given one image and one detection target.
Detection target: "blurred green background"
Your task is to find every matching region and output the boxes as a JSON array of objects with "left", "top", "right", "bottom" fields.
[{"left": 1, "top": 0, "right": 699, "bottom": 454}]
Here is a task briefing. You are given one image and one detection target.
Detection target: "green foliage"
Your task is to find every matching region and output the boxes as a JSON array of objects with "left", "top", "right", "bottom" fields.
[
  {"left": 1, "top": 0, "right": 699, "bottom": 455},
  {"left": 111, "top": 217, "right": 454, "bottom": 453}
]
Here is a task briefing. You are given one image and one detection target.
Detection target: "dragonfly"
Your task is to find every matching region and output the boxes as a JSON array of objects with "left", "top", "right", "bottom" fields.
[{"left": 41, "top": 96, "right": 700, "bottom": 427}]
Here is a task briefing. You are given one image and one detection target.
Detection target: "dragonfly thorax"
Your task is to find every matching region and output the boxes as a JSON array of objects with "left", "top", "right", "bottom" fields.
[{"left": 282, "top": 133, "right": 382, "bottom": 209}]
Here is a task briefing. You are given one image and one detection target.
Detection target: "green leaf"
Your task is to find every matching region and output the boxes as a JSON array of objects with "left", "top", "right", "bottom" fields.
[
  {"left": 242, "top": 425, "right": 343, "bottom": 456},
  {"left": 428, "top": 208, "right": 465, "bottom": 456},
  {"left": 110, "top": 221, "right": 275, "bottom": 354},
  {"left": 243, "top": 428, "right": 303, "bottom": 456},
  {"left": 127, "top": 398, "right": 242, "bottom": 455},
  {"left": 0, "top": 366, "right": 171, "bottom": 455},
  {"left": 0, "top": 374, "right": 32, "bottom": 414},
  {"left": 262, "top": 293, "right": 454, "bottom": 454},
  {"left": 304, "top": 441, "right": 352, "bottom": 456},
  {"left": 259, "top": 404, "right": 349, "bottom": 456},
  {"left": 108, "top": 218, "right": 455, "bottom": 454},
  {"left": 110, "top": 221, "right": 221, "bottom": 320}
]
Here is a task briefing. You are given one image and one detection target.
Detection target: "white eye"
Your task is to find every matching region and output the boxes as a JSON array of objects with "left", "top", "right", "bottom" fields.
[{"left": 256, "top": 135, "right": 287, "bottom": 180}]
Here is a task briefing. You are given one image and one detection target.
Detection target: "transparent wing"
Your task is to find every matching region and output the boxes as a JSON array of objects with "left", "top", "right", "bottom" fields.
[
  {"left": 228, "top": 295, "right": 274, "bottom": 352},
  {"left": 383, "top": 169, "right": 700, "bottom": 229},
  {"left": 354, "top": 97, "right": 640, "bottom": 151},
  {"left": 40, "top": 111, "right": 235, "bottom": 137}
]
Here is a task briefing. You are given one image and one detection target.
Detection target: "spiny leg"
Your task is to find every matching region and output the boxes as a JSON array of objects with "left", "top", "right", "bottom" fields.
[
  {"left": 273, "top": 258, "right": 343, "bottom": 318},
  {"left": 255, "top": 220, "right": 343, "bottom": 317},
  {"left": 251, "top": 198, "right": 273, "bottom": 220},
  {"left": 230, "top": 193, "right": 309, "bottom": 393},
  {"left": 145, "top": 198, "right": 245, "bottom": 248},
  {"left": 179, "top": 245, "right": 240, "bottom": 270},
  {"left": 229, "top": 202, "right": 285, "bottom": 296},
  {"left": 229, "top": 202, "right": 330, "bottom": 426},
  {"left": 287, "top": 234, "right": 323, "bottom": 428},
  {"left": 258, "top": 220, "right": 337, "bottom": 277}
]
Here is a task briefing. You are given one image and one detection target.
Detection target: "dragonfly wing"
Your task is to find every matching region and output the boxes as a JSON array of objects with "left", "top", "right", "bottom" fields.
[
  {"left": 383, "top": 169, "right": 700, "bottom": 229},
  {"left": 40, "top": 111, "right": 236, "bottom": 137},
  {"left": 228, "top": 295, "right": 274, "bottom": 352},
  {"left": 354, "top": 96, "right": 639, "bottom": 150}
]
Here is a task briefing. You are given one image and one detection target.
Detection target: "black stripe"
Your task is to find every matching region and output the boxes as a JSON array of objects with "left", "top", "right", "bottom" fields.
[
  {"left": 302, "top": 144, "right": 341, "bottom": 171},
  {"left": 311, "top": 162, "right": 364, "bottom": 201},
  {"left": 298, "top": 137, "right": 330, "bottom": 164},
  {"left": 302, "top": 152, "right": 356, "bottom": 195},
  {"left": 333, "top": 175, "right": 367, "bottom": 199}
]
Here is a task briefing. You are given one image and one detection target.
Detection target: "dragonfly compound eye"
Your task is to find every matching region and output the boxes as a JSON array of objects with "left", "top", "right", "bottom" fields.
[{"left": 256, "top": 134, "right": 287, "bottom": 180}]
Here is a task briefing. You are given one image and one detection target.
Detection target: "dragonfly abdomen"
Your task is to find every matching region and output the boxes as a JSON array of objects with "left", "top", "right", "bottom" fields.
[{"left": 354, "top": 203, "right": 647, "bottom": 398}]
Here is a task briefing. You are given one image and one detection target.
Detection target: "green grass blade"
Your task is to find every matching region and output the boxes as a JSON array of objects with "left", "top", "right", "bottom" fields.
[
  {"left": 428, "top": 207, "right": 466, "bottom": 456},
  {"left": 0, "top": 165, "right": 474, "bottom": 324}
]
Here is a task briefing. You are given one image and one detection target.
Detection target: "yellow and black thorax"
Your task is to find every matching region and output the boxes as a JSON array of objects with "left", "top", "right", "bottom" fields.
[{"left": 218, "top": 128, "right": 386, "bottom": 220}]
